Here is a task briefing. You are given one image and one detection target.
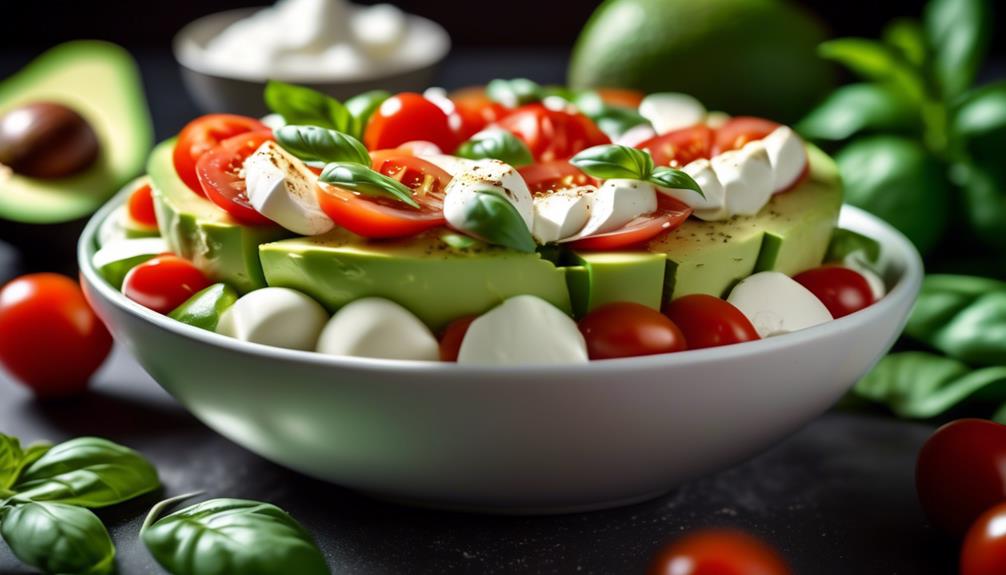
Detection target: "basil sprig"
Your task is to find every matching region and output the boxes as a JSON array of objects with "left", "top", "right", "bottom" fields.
[
  {"left": 455, "top": 189, "right": 536, "bottom": 253},
  {"left": 0, "top": 435, "right": 51, "bottom": 494},
  {"left": 486, "top": 78, "right": 543, "bottom": 108},
  {"left": 264, "top": 81, "right": 354, "bottom": 135},
  {"left": 319, "top": 162, "right": 419, "bottom": 208},
  {"left": 345, "top": 89, "right": 390, "bottom": 138},
  {"left": 1, "top": 500, "right": 116, "bottom": 575},
  {"left": 455, "top": 129, "right": 533, "bottom": 167},
  {"left": 275, "top": 125, "right": 370, "bottom": 166},
  {"left": 570, "top": 145, "right": 703, "bottom": 197},
  {"left": 141, "top": 494, "right": 329, "bottom": 575}
]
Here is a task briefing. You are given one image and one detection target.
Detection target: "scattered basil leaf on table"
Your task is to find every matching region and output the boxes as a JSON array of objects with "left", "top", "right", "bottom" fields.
[
  {"left": 344, "top": 89, "right": 390, "bottom": 139},
  {"left": 0, "top": 499, "right": 116, "bottom": 575},
  {"left": 796, "top": 83, "right": 919, "bottom": 141},
  {"left": 169, "top": 283, "right": 239, "bottom": 332},
  {"left": 275, "top": 125, "right": 370, "bottom": 166},
  {"left": 455, "top": 129, "right": 533, "bottom": 167},
  {"left": 264, "top": 81, "right": 353, "bottom": 134},
  {"left": 141, "top": 495, "right": 329, "bottom": 575},
  {"left": 455, "top": 191, "right": 536, "bottom": 253},
  {"left": 924, "top": 0, "right": 991, "bottom": 100},
  {"left": 486, "top": 78, "right": 542, "bottom": 108},
  {"left": 319, "top": 162, "right": 419, "bottom": 208}
]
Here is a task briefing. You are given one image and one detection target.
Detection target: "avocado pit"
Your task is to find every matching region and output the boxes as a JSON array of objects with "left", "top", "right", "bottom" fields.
[{"left": 0, "top": 102, "right": 99, "bottom": 179}]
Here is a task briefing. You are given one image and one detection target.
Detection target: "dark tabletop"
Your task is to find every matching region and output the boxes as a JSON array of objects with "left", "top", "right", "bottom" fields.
[{"left": 0, "top": 49, "right": 958, "bottom": 575}]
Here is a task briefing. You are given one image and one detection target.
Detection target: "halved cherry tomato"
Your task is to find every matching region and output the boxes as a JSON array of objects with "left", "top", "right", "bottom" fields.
[
  {"left": 962, "top": 500, "right": 1006, "bottom": 575},
  {"left": 648, "top": 529, "right": 791, "bottom": 575},
  {"left": 714, "top": 117, "right": 782, "bottom": 154},
  {"left": 127, "top": 183, "right": 158, "bottom": 228},
  {"left": 173, "top": 114, "right": 268, "bottom": 195},
  {"left": 364, "top": 93, "right": 459, "bottom": 153},
  {"left": 0, "top": 273, "right": 112, "bottom": 398},
  {"left": 793, "top": 266, "right": 874, "bottom": 319},
  {"left": 449, "top": 86, "right": 509, "bottom": 141},
  {"left": 663, "top": 294, "right": 760, "bottom": 349},
  {"left": 570, "top": 195, "right": 692, "bottom": 251},
  {"left": 637, "top": 124, "right": 714, "bottom": 168},
  {"left": 439, "top": 315, "right": 476, "bottom": 362},
  {"left": 195, "top": 131, "right": 275, "bottom": 225},
  {"left": 518, "top": 160, "right": 594, "bottom": 195},
  {"left": 122, "top": 255, "right": 213, "bottom": 315},
  {"left": 595, "top": 87, "right": 646, "bottom": 108},
  {"left": 578, "top": 302, "right": 686, "bottom": 360},
  {"left": 317, "top": 153, "right": 451, "bottom": 238},
  {"left": 395, "top": 140, "right": 442, "bottom": 156},
  {"left": 496, "top": 103, "right": 609, "bottom": 162}
]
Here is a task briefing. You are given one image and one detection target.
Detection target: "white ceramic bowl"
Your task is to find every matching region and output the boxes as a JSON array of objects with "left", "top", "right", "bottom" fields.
[{"left": 79, "top": 198, "right": 922, "bottom": 514}]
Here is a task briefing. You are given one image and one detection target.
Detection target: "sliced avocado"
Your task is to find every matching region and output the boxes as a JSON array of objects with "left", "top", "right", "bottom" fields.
[
  {"left": 169, "top": 283, "right": 239, "bottom": 332},
  {"left": 93, "top": 237, "right": 168, "bottom": 289},
  {"left": 259, "top": 229, "right": 571, "bottom": 331},
  {"left": 566, "top": 251, "right": 666, "bottom": 317},
  {"left": 148, "top": 139, "right": 290, "bottom": 293},
  {"left": 0, "top": 41, "right": 152, "bottom": 223}
]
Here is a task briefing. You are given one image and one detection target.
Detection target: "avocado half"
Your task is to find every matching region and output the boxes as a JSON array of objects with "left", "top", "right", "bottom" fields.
[{"left": 0, "top": 41, "right": 153, "bottom": 224}]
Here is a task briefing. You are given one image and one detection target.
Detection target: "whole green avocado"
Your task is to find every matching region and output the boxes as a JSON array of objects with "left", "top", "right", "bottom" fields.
[{"left": 568, "top": 0, "right": 835, "bottom": 124}]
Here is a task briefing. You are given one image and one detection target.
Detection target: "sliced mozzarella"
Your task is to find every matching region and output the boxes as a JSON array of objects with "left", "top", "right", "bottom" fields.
[
  {"left": 350, "top": 3, "right": 407, "bottom": 60},
  {"left": 639, "top": 93, "right": 706, "bottom": 135},
  {"left": 659, "top": 158, "right": 727, "bottom": 220},
  {"left": 458, "top": 295, "right": 588, "bottom": 365},
  {"left": 712, "top": 141, "right": 774, "bottom": 217},
  {"left": 727, "top": 271, "right": 833, "bottom": 338},
  {"left": 424, "top": 154, "right": 474, "bottom": 176},
  {"left": 532, "top": 186, "right": 594, "bottom": 244},
  {"left": 244, "top": 141, "right": 333, "bottom": 236},
  {"left": 613, "top": 123, "right": 657, "bottom": 148},
  {"left": 98, "top": 206, "right": 129, "bottom": 247},
  {"left": 260, "top": 113, "right": 286, "bottom": 131},
  {"left": 761, "top": 126, "right": 808, "bottom": 192},
  {"left": 217, "top": 287, "right": 328, "bottom": 351},
  {"left": 316, "top": 297, "right": 439, "bottom": 361},
  {"left": 563, "top": 179, "right": 657, "bottom": 241},
  {"left": 705, "top": 111, "right": 731, "bottom": 129},
  {"left": 443, "top": 158, "right": 535, "bottom": 235}
]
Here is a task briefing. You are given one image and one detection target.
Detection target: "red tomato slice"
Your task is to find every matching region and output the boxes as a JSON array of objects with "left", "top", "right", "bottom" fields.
[
  {"left": 636, "top": 124, "right": 714, "bottom": 168},
  {"left": 518, "top": 160, "right": 595, "bottom": 195},
  {"left": 448, "top": 86, "right": 509, "bottom": 141},
  {"left": 195, "top": 131, "right": 275, "bottom": 225},
  {"left": 173, "top": 114, "right": 269, "bottom": 195},
  {"left": 317, "top": 153, "right": 451, "bottom": 238},
  {"left": 714, "top": 116, "right": 782, "bottom": 154},
  {"left": 122, "top": 255, "right": 212, "bottom": 315},
  {"left": 364, "top": 93, "right": 459, "bottom": 153},
  {"left": 127, "top": 183, "right": 158, "bottom": 228},
  {"left": 570, "top": 194, "right": 692, "bottom": 251},
  {"left": 496, "top": 103, "right": 610, "bottom": 162}
]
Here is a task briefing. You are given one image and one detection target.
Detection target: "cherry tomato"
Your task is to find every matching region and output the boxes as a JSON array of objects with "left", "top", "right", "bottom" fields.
[
  {"left": 496, "top": 103, "right": 609, "bottom": 162},
  {"left": 637, "top": 125, "right": 715, "bottom": 168},
  {"left": 364, "top": 93, "right": 459, "bottom": 153},
  {"left": 317, "top": 153, "right": 451, "bottom": 238},
  {"left": 122, "top": 255, "right": 213, "bottom": 315},
  {"left": 0, "top": 274, "right": 112, "bottom": 397},
  {"left": 570, "top": 194, "right": 692, "bottom": 251},
  {"left": 518, "top": 160, "right": 595, "bottom": 195},
  {"left": 439, "top": 315, "right": 476, "bottom": 362},
  {"left": 648, "top": 529, "right": 791, "bottom": 575},
  {"left": 793, "top": 266, "right": 874, "bottom": 319},
  {"left": 173, "top": 114, "right": 268, "bottom": 195},
  {"left": 127, "top": 183, "right": 158, "bottom": 228},
  {"left": 917, "top": 419, "right": 1006, "bottom": 536},
  {"left": 195, "top": 131, "right": 275, "bottom": 225},
  {"left": 395, "top": 140, "right": 442, "bottom": 156},
  {"left": 962, "top": 501, "right": 1006, "bottom": 575},
  {"left": 449, "top": 86, "right": 509, "bottom": 140},
  {"left": 714, "top": 117, "right": 781, "bottom": 154},
  {"left": 578, "top": 302, "right": 686, "bottom": 360},
  {"left": 595, "top": 87, "right": 646, "bottom": 108},
  {"left": 663, "top": 294, "right": 760, "bottom": 349}
]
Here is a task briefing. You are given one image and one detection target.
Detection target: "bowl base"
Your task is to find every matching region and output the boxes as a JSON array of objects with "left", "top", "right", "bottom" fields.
[{"left": 362, "top": 488, "right": 672, "bottom": 516}]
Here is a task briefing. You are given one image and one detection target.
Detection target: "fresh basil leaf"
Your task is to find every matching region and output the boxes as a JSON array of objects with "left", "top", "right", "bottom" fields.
[
  {"left": 883, "top": 19, "right": 927, "bottom": 67},
  {"left": 13, "top": 436, "right": 159, "bottom": 508},
  {"left": 276, "top": 125, "right": 370, "bottom": 166},
  {"left": 141, "top": 497, "right": 329, "bottom": 575},
  {"left": 825, "top": 228, "right": 882, "bottom": 264},
  {"left": 319, "top": 162, "right": 419, "bottom": 208},
  {"left": 573, "top": 91, "right": 650, "bottom": 137},
  {"left": 456, "top": 191, "right": 536, "bottom": 253},
  {"left": 169, "top": 283, "right": 239, "bottom": 332},
  {"left": 953, "top": 81, "right": 1006, "bottom": 164},
  {"left": 264, "top": 81, "right": 352, "bottom": 133},
  {"left": 570, "top": 144, "right": 654, "bottom": 180},
  {"left": 818, "top": 38, "right": 925, "bottom": 102},
  {"left": 924, "top": 0, "right": 991, "bottom": 101},
  {"left": 960, "top": 161, "right": 1006, "bottom": 252},
  {"left": 0, "top": 435, "right": 21, "bottom": 491},
  {"left": 797, "top": 83, "right": 919, "bottom": 141},
  {"left": 648, "top": 166, "right": 703, "bottom": 197},
  {"left": 540, "top": 85, "right": 579, "bottom": 103},
  {"left": 345, "top": 89, "right": 390, "bottom": 140},
  {"left": 486, "top": 78, "right": 542, "bottom": 108},
  {"left": 0, "top": 500, "right": 115, "bottom": 575},
  {"left": 855, "top": 351, "right": 1006, "bottom": 420},
  {"left": 455, "top": 129, "right": 533, "bottom": 167}
]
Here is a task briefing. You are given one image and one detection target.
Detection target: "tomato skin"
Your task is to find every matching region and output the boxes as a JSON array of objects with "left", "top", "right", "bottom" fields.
[
  {"left": 637, "top": 125, "right": 715, "bottom": 168},
  {"left": 714, "top": 117, "right": 782, "bottom": 154},
  {"left": 570, "top": 194, "right": 692, "bottom": 251},
  {"left": 173, "top": 114, "right": 269, "bottom": 195},
  {"left": 448, "top": 87, "right": 509, "bottom": 141},
  {"left": 792, "top": 266, "right": 874, "bottom": 319},
  {"left": 518, "top": 161, "right": 595, "bottom": 195},
  {"left": 127, "top": 183, "right": 158, "bottom": 228},
  {"left": 961, "top": 501, "right": 1006, "bottom": 575},
  {"left": 578, "top": 302, "right": 686, "bottom": 360},
  {"left": 364, "top": 93, "right": 459, "bottom": 153},
  {"left": 648, "top": 529, "right": 791, "bottom": 575},
  {"left": 439, "top": 315, "right": 476, "bottom": 362},
  {"left": 595, "top": 88, "right": 646, "bottom": 108},
  {"left": 122, "top": 255, "right": 213, "bottom": 315},
  {"left": 917, "top": 419, "right": 1006, "bottom": 536},
  {"left": 196, "top": 131, "right": 275, "bottom": 225},
  {"left": 0, "top": 274, "right": 112, "bottom": 397},
  {"left": 663, "top": 294, "right": 760, "bottom": 349},
  {"left": 496, "top": 104, "right": 610, "bottom": 162}
]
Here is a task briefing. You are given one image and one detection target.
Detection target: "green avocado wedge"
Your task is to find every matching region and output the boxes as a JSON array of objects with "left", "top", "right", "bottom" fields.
[
  {"left": 169, "top": 284, "right": 239, "bottom": 332},
  {"left": 93, "top": 237, "right": 168, "bottom": 289},
  {"left": 0, "top": 41, "right": 153, "bottom": 224}
]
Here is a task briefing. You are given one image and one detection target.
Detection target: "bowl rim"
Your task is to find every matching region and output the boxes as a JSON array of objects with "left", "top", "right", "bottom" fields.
[
  {"left": 79, "top": 191, "right": 923, "bottom": 376},
  {"left": 172, "top": 7, "right": 451, "bottom": 84}
]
